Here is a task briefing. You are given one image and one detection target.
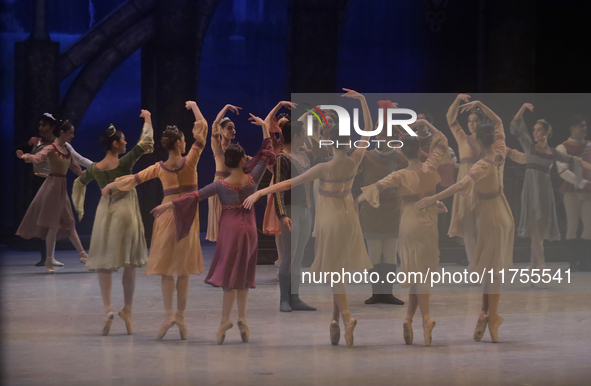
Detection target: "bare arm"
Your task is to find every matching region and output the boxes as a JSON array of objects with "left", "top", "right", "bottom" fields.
[
  {"left": 264, "top": 101, "right": 295, "bottom": 126},
  {"left": 341, "top": 88, "right": 373, "bottom": 160},
  {"left": 447, "top": 94, "right": 471, "bottom": 127},
  {"left": 513, "top": 103, "right": 533, "bottom": 122}
]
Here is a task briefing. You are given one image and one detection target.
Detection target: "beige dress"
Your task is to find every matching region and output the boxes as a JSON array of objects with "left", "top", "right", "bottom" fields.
[
  {"left": 448, "top": 122, "right": 481, "bottom": 237},
  {"left": 16, "top": 143, "right": 82, "bottom": 240},
  {"left": 309, "top": 151, "right": 373, "bottom": 275},
  {"left": 113, "top": 119, "right": 208, "bottom": 277},
  {"left": 361, "top": 133, "right": 450, "bottom": 287},
  {"left": 456, "top": 125, "right": 515, "bottom": 272}
]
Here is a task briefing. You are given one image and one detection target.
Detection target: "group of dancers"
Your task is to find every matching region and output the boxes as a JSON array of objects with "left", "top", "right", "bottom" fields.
[{"left": 15, "top": 91, "right": 591, "bottom": 347}]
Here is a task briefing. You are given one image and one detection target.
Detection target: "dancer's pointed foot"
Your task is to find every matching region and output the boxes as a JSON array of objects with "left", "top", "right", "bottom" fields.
[
  {"left": 344, "top": 318, "right": 357, "bottom": 347},
  {"left": 403, "top": 318, "right": 413, "bottom": 345},
  {"left": 51, "top": 259, "right": 64, "bottom": 267},
  {"left": 217, "top": 321, "right": 233, "bottom": 345},
  {"left": 102, "top": 312, "right": 115, "bottom": 336},
  {"left": 237, "top": 319, "right": 250, "bottom": 342},
  {"left": 118, "top": 309, "right": 133, "bottom": 335},
  {"left": 176, "top": 312, "right": 188, "bottom": 340},
  {"left": 289, "top": 295, "right": 316, "bottom": 311},
  {"left": 45, "top": 260, "right": 54, "bottom": 274},
  {"left": 488, "top": 315, "right": 503, "bottom": 343},
  {"left": 473, "top": 313, "right": 488, "bottom": 342},
  {"left": 330, "top": 320, "right": 340, "bottom": 345},
  {"left": 423, "top": 318, "right": 436, "bottom": 346},
  {"left": 79, "top": 252, "right": 88, "bottom": 264},
  {"left": 156, "top": 316, "right": 176, "bottom": 339}
]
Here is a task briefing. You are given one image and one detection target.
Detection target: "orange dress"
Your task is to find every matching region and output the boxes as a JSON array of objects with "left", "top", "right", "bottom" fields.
[
  {"left": 448, "top": 122, "right": 481, "bottom": 237},
  {"left": 361, "top": 133, "right": 450, "bottom": 286},
  {"left": 456, "top": 124, "right": 515, "bottom": 272},
  {"left": 113, "top": 119, "right": 208, "bottom": 277}
]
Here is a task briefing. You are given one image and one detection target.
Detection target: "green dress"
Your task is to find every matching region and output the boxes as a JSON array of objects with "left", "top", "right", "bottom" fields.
[{"left": 73, "top": 123, "right": 154, "bottom": 271}]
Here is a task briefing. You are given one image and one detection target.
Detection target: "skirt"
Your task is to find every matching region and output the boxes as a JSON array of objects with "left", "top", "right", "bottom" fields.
[{"left": 86, "top": 190, "right": 148, "bottom": 271}]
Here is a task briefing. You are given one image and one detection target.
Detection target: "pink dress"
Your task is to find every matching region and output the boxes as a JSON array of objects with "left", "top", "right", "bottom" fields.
[
  {"left": 17, "top": 143, "right": 82, "bottom": 240},
  {"left": 173, "top": 139, "right": 276, "bottom": 289}
]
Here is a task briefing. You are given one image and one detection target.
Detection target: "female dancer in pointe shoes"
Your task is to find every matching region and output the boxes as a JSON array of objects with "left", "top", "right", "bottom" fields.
[
  {"left": 151, "top": 113, "right": 276, "bottom": 345},
  {"left": 357, "top": 119, "right": 450, "bottom": 346},
  {"left": 511, "top": 103, "right": 590, "bottom": 271},
  {"left": 243, "top": 89, "right": 374, "bottom": 347},
  {"left": 415, "top": 101, "right": 514, "bottom": 343},
  {"left": 446, "top": 94, "right": 490, "bottom": 265},
  {"left": 72, "top": 111, "right": 154, "bottom": 335},
  {"left": 16, "top": 119, "right": 89, "bottom": 273},
  {"left": 101, "top": 101, "right": 208, "bottom": 340}
]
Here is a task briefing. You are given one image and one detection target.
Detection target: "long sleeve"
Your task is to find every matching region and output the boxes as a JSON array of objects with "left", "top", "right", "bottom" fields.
[
  {"left": 186, "top": 119, "right": 208, "bottom": 170},
  {"left": 457, "top": 160, "right": 491, "bottom": 196},
  {"left": 448, "top": 121, "right": 467, "bottom": 146},
  {"left": 72, "top": 169, "right": 95, "bottom": 221},
  {"left": 119, "top": 122, "right": 155, "bottom": 171},
  {"left": 69, "top": 158, "right": 83, "bottom": 176},
  {"left": 250, "top": 138, "right": 277, "bottom": 186},
  {"left": 493, "top": 123, "right": 507, "bottom": 161},
  {"left": 114, "top": 163, "right": 160, "bottom": 191},
  {"left": 65, "top": 143, "right": 93, "bottom": 169},
  {"left": 173, "top": 182, "right": 219, "bottom": 240},
  {"left": 360, "top": 171, "right": 402, "bottom": 208},
  {"left": 555, "top": 144, "right": 588, "bottom": 188},
  {"left": 510, "top": 118, "right": 533, "bottom": 152},
  {"left": 424, "top": 133, "right": 450, "bottom": 172},
  {"left": 21, "top": 145, "right": 53, "bottom": 164},
  {"left": 506, "top": 147, "right": 526, "bottom": 165},
  {"left": 551, "top": 147, "right": 583, "bottom": 186},
  {"left": 274, "top": 154, "right": 289, "bottom": 218}
]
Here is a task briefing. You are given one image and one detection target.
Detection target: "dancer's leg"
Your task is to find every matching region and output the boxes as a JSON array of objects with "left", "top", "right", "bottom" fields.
[
  {"left": 98, "top": 270, "right": 113, "bottom": 313},
  {"left": 290, "top": 207, "right": 315, "bottom": 310},
  {"left": 156, "top": 275, "right": 176, "bottom": 339},
  {"left": 217, "top": 288, "right": 236, "bottom": 344},
  {"left": 529, "top": 220, "right": 546, "bottom": 269},
  {"left": 176, "top": 275, "right": 190, "bottom": 313},
  {"left": 274, "top": 234, "right": 283, "bottom": 266},
  {"left": 563, "top": 193, "right": 581, "bottom": 240},
  {"left": 381, "top": 238, "right": 404, "bottom": 305},
  {"left": 414, "top": 282, "right": 431, "bottom": 323},
  {"left": 98, "top": 269, "right": 114, "bottom": 335},
  {"left": 44, "top": 228, "right": 58, "bottom": 272},
  {"left": 365, "top": 239, "right": 383, "bottom": 303},
  {"left": 462, "top": 211, "right": 478, "bottom": 264},
  {"left": 406, "top": 287, "right": 418, "bottom": 320},
  {"left": 485, "top": 275, "right": 503, "bottom": 342},
  {"left": 67, "top": 227, "right": 87, "bottom": 261},
  {"left": 580, "top": 194, "right": 591, "bottom": 240},
  {"left": 119, "top": 267, "right": 135, "bottom": 335},
  {"left": 278, "top": 207, "right": 292, "bottom": 312},
  {"left": 236, "top": 289, "right": 250, "bottom": 342}
]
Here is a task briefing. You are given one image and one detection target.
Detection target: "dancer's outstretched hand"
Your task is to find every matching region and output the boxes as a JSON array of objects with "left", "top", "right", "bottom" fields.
[
  {"left": 457, "top": 94, "right": 471, "bottom": 103},
  {"left": 242, "top": 192, "right": 261, "bottom": 210},
  {"left": 139, "top": 109, "right": 151, "bottom": 118},
  {"left": 225, "top": 104, "right": 242, "bottom": 115},
  {"left": 28, "top": 137, "right": 39, "bottom": 146},
  {"left": 436, "top": 201, "right": 448, "bottom": 213},
  {"left": 150, "top": 202, "right": 173, "bottom": 219},
  {"left": 185, "top": 101, "right": 197, "bottom": 110},
  {"left": 415, "top": 196, "right": 437, "bottom": 210},
  {"left": 248, "top": 114, "right": 265, "bottom": 126},
  {"left": 16, "top": 150, "right": 24, "bottom": 159},
  {"left": 459, "top": 101, "right": 480, "bottom": 114},
  {"left": 280, "top": 101, "right": 297, "bottom": 110},
  {"left": 341, "top": 88, "right": 364, "bottom": 100},
  {"left": 522, "top": 103, "right": 534, "bottom": 112}
]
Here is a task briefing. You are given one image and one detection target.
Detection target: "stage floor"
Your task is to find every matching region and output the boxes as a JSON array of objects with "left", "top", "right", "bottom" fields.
[{"left": 2, "top": 245, "right": 590, "bottom": 385}]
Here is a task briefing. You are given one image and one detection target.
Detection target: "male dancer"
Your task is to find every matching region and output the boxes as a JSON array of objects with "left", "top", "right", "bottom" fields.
[{"left": 556, "top": 115, "right": 591, "bottom": 271}]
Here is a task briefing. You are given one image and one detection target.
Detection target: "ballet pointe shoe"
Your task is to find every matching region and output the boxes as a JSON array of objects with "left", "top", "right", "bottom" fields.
[
  {"left": 79, "top": 252, "right": 88, "bottom": 264},
  {"left": 423, "top": 318, "right": 436, "bottom": 346},
  {"left": 51, "top": 259, "right": 64, "bottom": 267},
  {"left": 176, "top": 312, "right": 188, "bottom": 340},
  {"left": 330, "top": 320, "right": 340, "bottom": 346},
  {"left": 473, "top": 313, "right": 488, "bottom": 342},
  {"left": 488, "top": 315, "right": 504, "bottom": 343},
  {"left": 44, "top": 259, "right": 54, "bottom": 274},
  {"left": 118, "top": 309, "right": 133, "bottom": 335},
  {"left": 217, "top": 321, "right": 233, "bottom": 345},
  {"left": 403, "top": 318, "right": 413, "bottom": 345},
  {"left": 344, "top": 318, "right": 357, "bottom": 347},
  {"left": 102, "top": 312, "right": 115, "bottom": 336},
  {"left": 237, "top": 319, "right": 250, "bottom": 343},
  {"left": 156, "top": 316, "right": 176, "bottom": 339}
]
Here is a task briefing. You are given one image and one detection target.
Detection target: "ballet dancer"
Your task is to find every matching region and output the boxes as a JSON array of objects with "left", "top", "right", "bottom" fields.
[
  {"left": 357, "top": 118, "right": 450, "bottom": 346},
  {"left": 16, "top": 118, "right": 89, "bottom": 273},
  {"left": 243, "top": 89, "right": 374, "bottom": 347},
  {"left": 101, "top": 101, "right": 208, "bottom": 340},
  {"left": 510, "top": 103, "right": 590, "bottom": 270},
  {"left": 151, "top": 113, "right": 276, "bottom": 345},
  {"left": 555, "top": 115, "right": 591, "bottom": 271},
  {"left": 72, "top": 110, "right": 154, "bottom": 335}
]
